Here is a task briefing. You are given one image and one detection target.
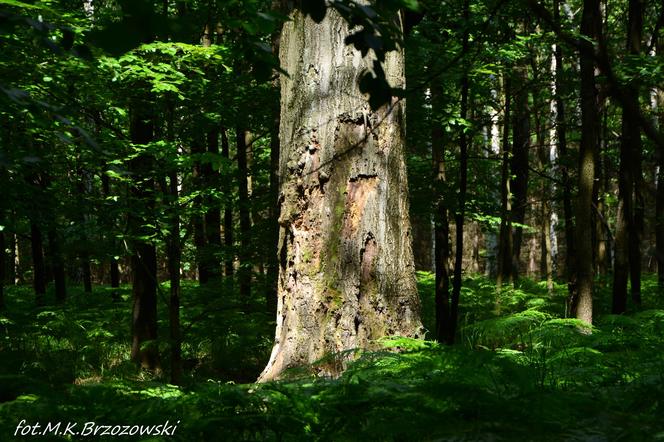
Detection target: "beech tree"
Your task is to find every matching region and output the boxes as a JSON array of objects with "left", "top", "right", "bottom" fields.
[{"left": 259, "top": 4, "right": 423, "bottom": 381}]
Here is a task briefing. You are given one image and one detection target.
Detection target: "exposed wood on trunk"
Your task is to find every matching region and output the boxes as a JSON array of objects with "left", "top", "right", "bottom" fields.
[{"left": 259, "top": 7, "right": 422, "bottom": 381}]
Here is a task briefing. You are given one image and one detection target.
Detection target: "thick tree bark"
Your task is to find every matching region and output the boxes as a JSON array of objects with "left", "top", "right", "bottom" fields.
[
  {"left": 259, "top": 7, "right": 422, "bottom": 381},
  {"left": 574, "top": 0, "right": 600, "bottom": 325},
  {"left": 128, "top": 106, "right": 160, "bottom": 371},
  {"left": 30, "top": 222, "right": 46, "bottom": 305}
]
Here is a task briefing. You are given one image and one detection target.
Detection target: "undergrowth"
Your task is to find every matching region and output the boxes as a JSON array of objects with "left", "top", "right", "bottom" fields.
[{"left": 0, "top": 274, "right": 663, "bottom": 440}]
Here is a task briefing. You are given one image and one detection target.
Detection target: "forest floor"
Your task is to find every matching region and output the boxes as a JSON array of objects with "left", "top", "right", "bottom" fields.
[{"left": 1, "top": 273, "right": 663, "bottom": 441}]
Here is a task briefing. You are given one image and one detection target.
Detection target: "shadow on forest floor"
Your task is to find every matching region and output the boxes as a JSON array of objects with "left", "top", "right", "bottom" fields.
[{"left": 1, "top": 274, "right": 664, "bottom": 440}]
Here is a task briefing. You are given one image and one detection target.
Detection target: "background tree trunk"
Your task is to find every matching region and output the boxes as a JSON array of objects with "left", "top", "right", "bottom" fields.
[
  {"left": 128, "top": 106, "right": 160, "bottom": 371},
  {"left": 259, "top": 7, "right": 422, "bottom": 381},
  {"left": 574, "top": 0, "right": 600, "bottom": 324}
]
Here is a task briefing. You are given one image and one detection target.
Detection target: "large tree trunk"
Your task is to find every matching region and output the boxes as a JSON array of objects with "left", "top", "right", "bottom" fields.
[
  {"left": 574, "top": 0, "right": 600, "bottom": 325},
  {"left": 259, "top": 7, "right": 422, "bottom": 381}
]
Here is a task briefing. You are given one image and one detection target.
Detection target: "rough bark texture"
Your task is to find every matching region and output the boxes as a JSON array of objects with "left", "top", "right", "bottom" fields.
[{"left": 259, "top": 8, "right": 422, "bottom": 381}]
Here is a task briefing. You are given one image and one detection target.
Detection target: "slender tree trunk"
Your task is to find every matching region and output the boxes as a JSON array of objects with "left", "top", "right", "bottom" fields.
[
  {"left": 204, "top": 129, "right": 222, "bottom": 282},
  {"left": 101, "top": 175, "right": 121, "bottom": 295},
  {"left": 656, "top": 37, "right": 664, "bottom": 288},
  {"left": 236, "top": 128, "right": 252, "bottom": 300},
  {"left": 167, "top": 169, "right": 182, "bottom": 384},
  {"left": 31, "top": 223, "right": 46, "bottom": 305},
  {"left": 510, "top": 63, "right": 530, "bottom": 281},
  {"left": 221, "top": 128, "right": 234, "bottom": 278},
  {"left": 613, "top": 0, "right": 643, "bottom": 312},
  {"left": 553, "top": 0, "right": 575, "bottom": 296},
  {"left": 7, "top": 230, "right": 16, "bottom": 286},
  {"left": 574, "top": 0, "right": 600, "bottom": 324},
  {"left": 47, "top": 230, "right": 66, "bottom": 303},
  {"left": 191, "top": 137, "right": 209, "bottom": 285},
  {"left": 129, "top": 106, "right": 160, "bottom": 371},
  {"left": 202, "top": 22, "right": 222, "bottom": 283},
  {"left": 76, "top": 172, "right": 93, "bottom": 293},
  {"left": 0, "top": 229, "right": 5, "bottom": 310},
  {"left": 432, "top": 82, "right": 451, "bottom": 343},
  {"left": 259, "top": 7, "right": 422, "bottom": 381},
  {"left": 449, "top": 0, "right": 470, "bottom": 344},
  {"left": 497, "top": 77, "right": 513, "bottom": 289}
]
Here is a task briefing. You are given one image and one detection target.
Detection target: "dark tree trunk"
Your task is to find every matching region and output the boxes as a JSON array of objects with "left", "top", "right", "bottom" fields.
[
  {"left": 204, "top": 129, "right": 222, "bottom": 282},
  {"left": 31, "top": 223, "right": 46, "bottom": 305},
  {"left": 76, "top": 173, "right": 92, "bottom": 293},
  {"left": 449, "top": 0, "right": 470, "bottom": 344},
  {"left": 167, "top": 170, "right": 182, "bottom": 384},
  {"left": 236, "top": 128, "right": 251, "bottom": 300},
  {"left": 510, "top": 63, "right": 530, "bottom": 281},
  {"left": 574, "top": 0, "right": 600, "bottom": 324},
  {"left": 497, "top": 77, "right": 513, "bottom": 289},
  {"left": 129, "top": 106, "right": 160, "bottom": 371},
  {"left": 554, "top": 0, "right": 575, "bottom": 295},
  {"left": 0, "top": 229, "right": 5, "bottom": 310},
  {"left": 613, "top": 0, "right": 643, "bottom": 312},
  {"left": 221, "top": 128, "right": 234, "bottom": 278},
  {"left": 101, "top": 174, "right": 120, "bottom": 295},
  {"left": 47, "top": 230, "right": 66, "bottom": 303},
  {"left": 657, "top": 36, "right": 664, "bottom": 289},
  {"left": 191, "top": 137, "right": 209, "bottom": 285},
  {"left": 432, "top": 82, "right": 451, "bottom": 343}
]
